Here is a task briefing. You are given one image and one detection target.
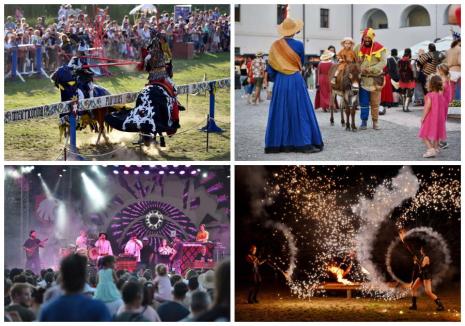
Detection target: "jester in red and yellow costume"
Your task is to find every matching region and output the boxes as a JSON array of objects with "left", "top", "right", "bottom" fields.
[{"left": 354, "top": 28, "right": 387, "bottom": 130}]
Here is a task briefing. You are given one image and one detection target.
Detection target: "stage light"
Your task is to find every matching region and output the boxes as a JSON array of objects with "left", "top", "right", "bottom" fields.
[
  {"left": 62, "top": 169, "right": 66, "bottom": 172},
  {"left": 59, "top": 174, "right": 63, "bottom": 178},
  {"left": 123, "top": 170, "right": 129, "bottom": 175},
  {"left": 179, "top": 170, "right": 185, "bottom": 175},
  {"left": 144, "top": 170, "right": 150, "bottom": 175},
  {"left": 134, "top": 170, "right": 140, "bottom": 175},
  {"left": 191, "top": 170, "right": 197, "bottom": 175},
  {"left": 56, "top": 201, "right": 68, "bottom": 237},
  {"left": 20, "top": 166, "right": 34, "bottom": 174},
  {"left": 81, "top": 173, "right": 106, "bottom": 211},
  {"left": 159, "top": 171, "right": 165, "bottom": 175},
  {"left": 113, "top": 170, "right": 119, "bottom": 175},
  {"left": 197, "top": 169, "right": 201, "bottom": 172},
  {"left": 38, "top": 174, "right": 53, "bottom": 199},
  {"left": 91, "top": 166, "right": 99, "bottom": 172},
  {"left": 202, "top": 172, "right": 208, "bottom": 178},
  {"left": 5, "top": 168, "right": 21, "bottom": 179},
  {"left": 169, "top": 171, "right": 175, "bottom": 175}
]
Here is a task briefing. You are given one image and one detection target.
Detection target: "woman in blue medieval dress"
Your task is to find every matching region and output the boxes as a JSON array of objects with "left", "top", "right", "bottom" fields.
[{"left": 264, "top": 17, "right": 323, "bottom": 154}]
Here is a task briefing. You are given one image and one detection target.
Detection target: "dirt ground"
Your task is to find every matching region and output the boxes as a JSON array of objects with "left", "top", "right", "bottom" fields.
[{"left": 235, "top": 287, "right": 461, "bottom": 321}]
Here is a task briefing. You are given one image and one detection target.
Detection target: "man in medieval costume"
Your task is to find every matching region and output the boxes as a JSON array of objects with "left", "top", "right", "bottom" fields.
[{"left": 354, "top": 28, "right": 387, "bottom": 130}]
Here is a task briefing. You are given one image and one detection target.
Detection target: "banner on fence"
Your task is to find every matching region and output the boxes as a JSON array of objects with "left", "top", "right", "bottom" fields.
[{"left": 5, "top": 78, "right": 230, "bottom": 123}]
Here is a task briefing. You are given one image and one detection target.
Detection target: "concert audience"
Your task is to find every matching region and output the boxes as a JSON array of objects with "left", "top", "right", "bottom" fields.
[
  {"left": 153, "top": 263, "right": 173, "bottom": 303},
  {"left": 182, "top": 290, "right": 211, "bottom": 321},
  {"left": 5, "top": 283, "right": 35, "bottom": 321},
  {"left": 156, "top": 281, "right": 190, "bottom": 321},
  {"left": 114, "top": 281, "right": 161, "bottom": 321},
  {"left": 38, "top": 254, "right": 112, "bottom": 321},
  {"left": 93, "top": 255, "right": 123, "bottom": 317},
  {"left": 4, "top": 256, "right": 230, "bottom": 322}
]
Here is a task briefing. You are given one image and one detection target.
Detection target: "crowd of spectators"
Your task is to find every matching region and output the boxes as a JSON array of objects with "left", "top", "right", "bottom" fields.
[
  {"left": 4, "top": 254, "right": 230, "bottom": 322},
  {"left": 4, "top": 5, "right": 230, "bottom": 74}
]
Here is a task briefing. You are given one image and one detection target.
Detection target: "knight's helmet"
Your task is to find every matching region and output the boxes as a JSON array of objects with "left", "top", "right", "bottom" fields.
[{"left": 145, "top": 31, "right": 168, "bottom": 81}]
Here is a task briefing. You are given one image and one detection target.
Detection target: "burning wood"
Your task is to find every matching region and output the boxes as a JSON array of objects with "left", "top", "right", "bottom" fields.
[{"left": 328, "top": 265, "right": 354, "bottom": 285}]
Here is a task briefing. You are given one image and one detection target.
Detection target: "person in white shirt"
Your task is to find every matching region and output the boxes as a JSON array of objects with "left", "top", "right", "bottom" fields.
[
  {"left": 95, "top": 232, "right": 113, "bottom": 260},
  {"left": 124, "top": 233, "right": 143, "bottom": 262},
  {"left": 75, "top": 230, "right": 88, "bottom": 250}
]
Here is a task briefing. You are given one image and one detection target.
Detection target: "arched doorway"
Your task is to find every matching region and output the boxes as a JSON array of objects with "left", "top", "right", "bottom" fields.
[
  {"left": 401, "top": 5, "right": 431, "bottom": 27},
  {"left": 361, "top": 8, "right": 388, "bottom": 29}
]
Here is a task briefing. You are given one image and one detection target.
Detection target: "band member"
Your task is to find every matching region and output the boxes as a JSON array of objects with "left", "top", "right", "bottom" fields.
[
  {"left": 23, "top": 230, "right": 46, "bottom": 274},
  {"left": 409, "top": 246, "right": 445, "bottom": 311},
  {"left": 95, "top": 232, "right": 113, "bottom": 260},
  {"left": 139, "top": 236, "right": 154, "bottom": 270},
  {"left": 196, "top": 224, "right": 209, "bottom": 243},
  {"left": 124, "top": 233, "right": 143, "bottom": 262},
  {"left": 195, "top": 245, "right": 213, "bottom": 262},
  {"left": 246, "top": 245, "right": 266, "bottom": 304},
  {"left": 75, "top": 230, "right": 88, "bottom": 250},
  {"left": 170, "top": 235, "right": 183, "bottom": 274},
  {"left": 157, "top": 238, "right": 173, "bottom": 267}
]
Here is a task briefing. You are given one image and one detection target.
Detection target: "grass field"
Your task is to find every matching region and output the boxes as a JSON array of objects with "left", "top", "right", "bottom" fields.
[
  {"left": 235, "top": 287, "right": 461, "bottom": 322},
  {"left": 4, "top": 52, "right": 230, "bottom": 161}
]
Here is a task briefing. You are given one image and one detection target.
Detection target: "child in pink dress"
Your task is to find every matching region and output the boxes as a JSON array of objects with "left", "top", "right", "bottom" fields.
[
  {"left": 418, "top": 75, "right": 447, "bottom": 158},
  {"left": 436, "top": 64, "right": 452, "bottom": 149}
]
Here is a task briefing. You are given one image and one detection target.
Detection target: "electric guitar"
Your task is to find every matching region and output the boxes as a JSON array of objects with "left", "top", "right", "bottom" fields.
[{"left": 24, "top": 238, "right": 48, "bottom": 259}]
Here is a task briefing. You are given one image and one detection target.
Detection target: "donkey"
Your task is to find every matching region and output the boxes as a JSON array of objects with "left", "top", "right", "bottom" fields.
[{"left": 328, "top": 62, "right": 361, "bottom": 131}]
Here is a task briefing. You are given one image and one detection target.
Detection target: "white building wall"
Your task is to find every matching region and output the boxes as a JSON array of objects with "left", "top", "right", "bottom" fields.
[
  {"left": 235, "top": 4, "right": 456, "bottom": 56},
  {"left": 302, "top": 5, "right": 352, "bottom": 54},
  {"left": 235, "top": 4, "right": 303, "bottom": 54},
  {"left": 352, "top": 4, "right": 454, "bottom": 52}
]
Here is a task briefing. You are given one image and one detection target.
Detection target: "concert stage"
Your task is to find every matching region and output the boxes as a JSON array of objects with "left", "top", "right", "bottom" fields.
[{"left": 4, "top": 165, "right": 230, "bottom": 274}]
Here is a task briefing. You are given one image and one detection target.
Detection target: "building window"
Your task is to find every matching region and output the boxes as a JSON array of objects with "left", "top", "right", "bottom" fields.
[
  {"left": 235, "top": 5, "right": 240, "bottom": 22},
  {"left": 277, "top": 4, "right": 287, "bottom": 25},
  {"left": 320, "top": 8, "right": 329, "bottom": 28},
  {"left": 362, "top": 9, "right": 388, "bottom": 29},
  {"left": 401, "top": 5, "right": 431, "bottom": 27}
]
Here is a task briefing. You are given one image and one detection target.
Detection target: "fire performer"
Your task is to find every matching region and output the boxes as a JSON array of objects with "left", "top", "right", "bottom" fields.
[
  {"left": 124, "top": 233, "right": 143, "bottom": 263},
  {"left": 95, "top": 232, "right": 113, "bottom": 261},
  {"left": 409, "top": 246, "right": 445, "bottom": 311},
  {"left": 23, "top": 230, "right": 47, "bottom": 274},
  {"left": 196, "top": 224, "right": 209, "bottom": 243},
  {"left": 245, "top": 245, "right": 267, "bottom": 304}
]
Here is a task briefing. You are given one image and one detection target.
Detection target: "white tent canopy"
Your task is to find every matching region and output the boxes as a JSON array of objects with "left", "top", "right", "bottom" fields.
[
  {"left": 409, "top": 36, "right": 453, "bottom": 58},
  {"left": 129, "top": 4, "right": 157, "bottom": 16}
]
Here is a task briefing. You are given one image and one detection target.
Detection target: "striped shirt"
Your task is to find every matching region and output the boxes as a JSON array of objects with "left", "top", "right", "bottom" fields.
[{"left": 418, "top": 51, "right": 442, "bottom": 76}]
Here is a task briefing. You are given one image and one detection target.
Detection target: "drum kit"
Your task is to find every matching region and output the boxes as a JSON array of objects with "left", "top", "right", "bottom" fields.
[
  {"left": 59, "top": 234, "right": 101, "bottom": 264},
  {"left": 59, "top": 245, "right": 100, "bottom": 262}
]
